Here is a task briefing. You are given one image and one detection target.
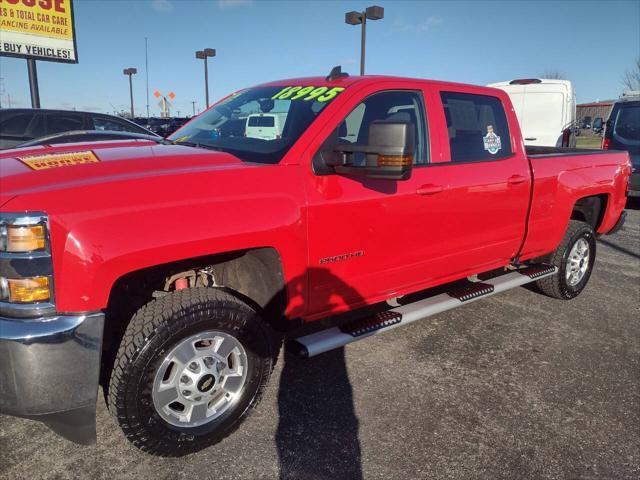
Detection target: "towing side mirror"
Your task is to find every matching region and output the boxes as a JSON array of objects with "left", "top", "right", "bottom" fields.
[{"left": 329, "top": 120, "right": 415, "bottom": 180}]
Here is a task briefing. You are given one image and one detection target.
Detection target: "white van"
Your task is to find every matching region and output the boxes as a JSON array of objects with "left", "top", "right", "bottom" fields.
[
  {"left": 488, "top": 78, "right": 576, "bottom": 148},
  {"left": 245, "top": 113, "right": 286, "bottom": 140}
]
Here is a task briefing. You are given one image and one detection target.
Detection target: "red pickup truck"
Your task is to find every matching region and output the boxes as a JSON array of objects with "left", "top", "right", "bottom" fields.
[{"left": 0, "top": 71, "right": 630, "bottom": 456}]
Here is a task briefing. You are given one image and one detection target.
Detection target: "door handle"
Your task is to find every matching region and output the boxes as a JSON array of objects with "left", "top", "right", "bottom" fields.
[
  {"left": 416, "top": 184, "right": 445, "bottom": 195},
  {"left": 507, "top": 174, "right": 528, "bottom": 185}
]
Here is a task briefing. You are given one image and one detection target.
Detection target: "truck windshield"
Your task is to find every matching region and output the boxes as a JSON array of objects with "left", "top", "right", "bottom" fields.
[{"left": 168, "top": 86, "right": 344, "bottom": 163}]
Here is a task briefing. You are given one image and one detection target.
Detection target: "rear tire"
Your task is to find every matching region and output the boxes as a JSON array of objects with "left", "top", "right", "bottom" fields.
[
  {"left": 536, "top": 220, "right": 596, "bottom": 299},
  {"left": 108, "top": 287, "right": 278, "bottom": 456}
]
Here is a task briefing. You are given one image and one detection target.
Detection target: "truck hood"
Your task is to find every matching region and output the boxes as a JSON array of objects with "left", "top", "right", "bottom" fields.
[{"left": 0, "top": 140, "right": 253, "bottom": 206}]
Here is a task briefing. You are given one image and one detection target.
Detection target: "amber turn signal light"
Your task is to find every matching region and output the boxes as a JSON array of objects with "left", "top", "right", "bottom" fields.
[
  {"left": 7, "top": 277, "right": 51, "bottom": 303},
  {"left": 377, "top": 155, "right": 412, "bottom": 167}
]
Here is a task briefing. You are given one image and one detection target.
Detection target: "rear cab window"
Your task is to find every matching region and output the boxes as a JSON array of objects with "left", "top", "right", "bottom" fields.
[{"left": 441, "top": 91, "right": 513, "bottom": 162}]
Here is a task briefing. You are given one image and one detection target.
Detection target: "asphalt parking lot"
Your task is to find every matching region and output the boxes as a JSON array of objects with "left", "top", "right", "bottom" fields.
[{"left": 1, "top": 201, "right": 638, "bottom": 480}]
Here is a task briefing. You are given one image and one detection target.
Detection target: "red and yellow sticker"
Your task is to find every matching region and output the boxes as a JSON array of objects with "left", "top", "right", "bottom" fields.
[{"left": 18, "top": 150, "right": 100, "bottom": 171}]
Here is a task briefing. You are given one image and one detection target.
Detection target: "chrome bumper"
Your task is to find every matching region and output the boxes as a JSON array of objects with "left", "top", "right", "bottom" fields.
[{"left": 0, "top": 312, "right": 104, "bottom": 445}]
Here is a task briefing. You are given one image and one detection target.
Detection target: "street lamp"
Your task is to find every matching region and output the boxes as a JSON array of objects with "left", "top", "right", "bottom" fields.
[
  {"left": 345, "top": 6, "right": 384, "bottom": 76},
  {"left": 195, "top": 48, "right": 216, "bottom": 108},
  {"left": 123, "top": 68, "right": 137, "bottom": 119}
]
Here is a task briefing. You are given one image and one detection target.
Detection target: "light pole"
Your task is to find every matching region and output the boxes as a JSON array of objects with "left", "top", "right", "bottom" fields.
[
  {"left": 345, "top": 6, "right": 384, "bottom": 75},
  {"left": 123, "top": 68, "right": 137, "bottom": 119},
  {"left": 195, "top": 48, "right": 216, "bottom": 108},
  {"left": 191, "top": 101, "right": 196, "bottom": 116}
]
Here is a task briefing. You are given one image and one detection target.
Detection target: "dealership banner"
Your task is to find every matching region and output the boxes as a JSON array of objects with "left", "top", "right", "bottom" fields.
[{"left": 0, "top": 0, "right": 78, "bottom": 63}]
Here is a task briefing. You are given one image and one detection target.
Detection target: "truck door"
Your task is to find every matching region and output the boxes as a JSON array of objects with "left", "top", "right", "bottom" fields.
[
  {"left": 304, "top": 88, "right": 433, "bottom": 317},
  {"left": 417, "top": 89, "right": 531, "bottom": 277}
]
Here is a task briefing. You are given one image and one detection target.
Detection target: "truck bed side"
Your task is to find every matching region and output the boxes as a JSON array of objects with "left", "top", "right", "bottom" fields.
[{"left": 519, "top": 149, "right": 630, "bottom": 261}]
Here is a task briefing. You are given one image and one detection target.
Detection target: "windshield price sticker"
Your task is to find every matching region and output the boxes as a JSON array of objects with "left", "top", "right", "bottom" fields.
[
  {"left": 18, "top": 150, "right": 100, "bottom": 170},
  {"left": 272, "top": 86, "right": 345, "bottom": 102}
]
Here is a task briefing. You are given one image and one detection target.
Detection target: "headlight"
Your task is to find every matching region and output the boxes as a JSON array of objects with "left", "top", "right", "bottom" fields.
[{"left": 0, "top": 212, "right": 55, "bottom": 317}]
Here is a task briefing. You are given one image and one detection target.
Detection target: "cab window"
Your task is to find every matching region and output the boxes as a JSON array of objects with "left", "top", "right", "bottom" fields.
[
  {"left": 321, "top": 90, "right": 428, "bottom": 168},
  {"left": 45, "top": 113, "right": 84, "bottom": 135},
  {"left": 441, "top": 91, "right": 512, "bottom": 162}
]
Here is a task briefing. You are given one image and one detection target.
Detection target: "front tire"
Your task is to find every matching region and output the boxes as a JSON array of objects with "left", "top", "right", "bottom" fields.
[
  {"left": 108, "top": 288, "right": 277, "bottom": 456},
  {"left": 536, "top": 220, "right": 596, "bottom": 299}
]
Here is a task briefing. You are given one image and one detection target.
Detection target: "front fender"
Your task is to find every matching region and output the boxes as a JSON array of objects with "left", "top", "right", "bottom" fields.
[{"left": 5, "top": 164, "right": 308, "bottom": 314}]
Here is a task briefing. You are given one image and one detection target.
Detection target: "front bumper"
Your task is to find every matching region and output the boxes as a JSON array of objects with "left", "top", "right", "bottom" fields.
[{"left": 0, "top": 312, "right": 104, "bottom": 444}]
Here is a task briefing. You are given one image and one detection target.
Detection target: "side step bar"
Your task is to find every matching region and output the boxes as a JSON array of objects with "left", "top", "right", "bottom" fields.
[{"left": 289, "top": 265, "right": 557, "bottom": 358}]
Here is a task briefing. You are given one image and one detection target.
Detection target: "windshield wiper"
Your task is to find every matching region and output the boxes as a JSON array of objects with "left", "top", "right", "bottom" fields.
[{"left": 172, "top": 140, "right": 224, "bottom": 152}]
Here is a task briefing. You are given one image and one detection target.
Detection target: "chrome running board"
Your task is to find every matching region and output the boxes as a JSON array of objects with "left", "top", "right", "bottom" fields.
[{"left": 289, "top": 265, "right": 557, "bottom": 358}]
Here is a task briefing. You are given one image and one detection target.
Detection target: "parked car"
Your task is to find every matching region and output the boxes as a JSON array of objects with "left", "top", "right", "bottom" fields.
[
  {"left": 488, "top": 78, "right": 576, "bottom": 147},
  {"left": 0, "top": 109, "right": 158, "bottom": 149},
  {"left": 0, "top": 72, "right": 630, "bottom": 456},
  {"left": 603, "top": 92, "right": 640, "bottom": 196}
]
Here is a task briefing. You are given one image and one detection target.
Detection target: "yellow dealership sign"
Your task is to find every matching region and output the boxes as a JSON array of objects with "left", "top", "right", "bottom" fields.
[{"left": 0, "top": 0, "right": 77, "bottom": 63}]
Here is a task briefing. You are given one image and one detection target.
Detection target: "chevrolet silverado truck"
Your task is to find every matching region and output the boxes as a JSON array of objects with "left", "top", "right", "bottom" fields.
[{"left": 0, "top": 70, "right": 630, "bottom": 456}]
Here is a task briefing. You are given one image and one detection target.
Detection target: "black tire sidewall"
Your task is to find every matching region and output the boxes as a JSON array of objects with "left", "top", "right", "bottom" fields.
[
  {"left": 559, "top": 225, "right": 596, "bottom": 298},
  {"left": 118, "top": 295, "right": 273, "bottom": 454}
]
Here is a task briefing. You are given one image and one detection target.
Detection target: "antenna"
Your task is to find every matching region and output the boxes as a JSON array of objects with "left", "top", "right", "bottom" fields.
[{"left": 326, "top": 65, "right": 349, "bottom": 82}]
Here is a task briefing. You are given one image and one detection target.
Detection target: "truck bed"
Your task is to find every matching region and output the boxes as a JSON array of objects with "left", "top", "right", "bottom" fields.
[{"left": 520, "top": 147, "right": 630, "bottom": 262}]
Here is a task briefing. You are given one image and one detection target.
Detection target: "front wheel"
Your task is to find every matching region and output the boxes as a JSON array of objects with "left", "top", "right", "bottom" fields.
[
  {"left": 536, "top": 220, "right": 596, "bottom": 299},
  {"left": 108, "top": 288, "right": 278, "bottom": 456}
]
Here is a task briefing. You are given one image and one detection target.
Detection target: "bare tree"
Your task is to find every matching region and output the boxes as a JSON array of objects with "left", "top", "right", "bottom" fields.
[
  {"left": 541, "top": 70, "right": 565, "bottom": 79},
  {"left": 621, "top": 58, "right": 640, "bottom": 92}
]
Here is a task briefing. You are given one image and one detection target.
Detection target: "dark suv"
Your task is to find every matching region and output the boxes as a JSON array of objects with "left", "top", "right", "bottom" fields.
[
  {"left": 604, "top": 94, "right": 640, "bottom": 196},
  {"left": 0, "top": 109, "right": 158, "bottom": 149}
]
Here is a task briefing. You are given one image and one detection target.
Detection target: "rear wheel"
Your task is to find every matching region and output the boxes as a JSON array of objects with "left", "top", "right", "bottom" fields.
[
  {"left": 536, "top": 220, "right": 596, "bottom": 299},
  {"left": 108, "top": 287, "right": 278, "bottom": 456}
]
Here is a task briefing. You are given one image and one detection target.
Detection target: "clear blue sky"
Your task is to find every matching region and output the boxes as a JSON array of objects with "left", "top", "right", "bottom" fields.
[{"left": 1, "top": 0, "right": 638, "bottom": 116}]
